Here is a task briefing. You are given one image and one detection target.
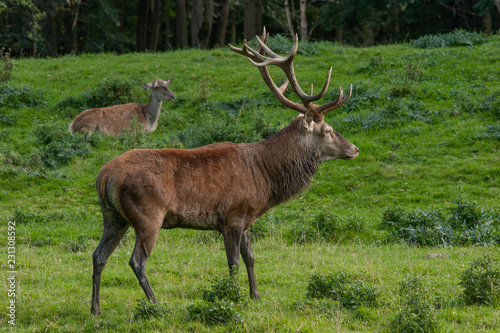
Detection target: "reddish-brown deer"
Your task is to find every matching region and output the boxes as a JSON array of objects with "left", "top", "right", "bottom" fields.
[
  {"left": 91, "top": 28, "right": 358, "bottom": 315},
  {"left": 69, "top": 79, "right": 175, "bottom": 136}
]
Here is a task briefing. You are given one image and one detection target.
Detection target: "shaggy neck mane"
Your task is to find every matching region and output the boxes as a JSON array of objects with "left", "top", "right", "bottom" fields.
[{"left": 258, "top": 117, "right": 320, "bottom": 206}]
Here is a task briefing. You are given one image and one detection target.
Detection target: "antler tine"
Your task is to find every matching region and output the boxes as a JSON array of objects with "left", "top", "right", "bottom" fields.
[
  {"left": 229, "top": 28, "right": 304, "bottom": 113},
  {"left": 230, "top": 27, "right": 353, "bottom": 115},
  {"left": 316, "top": 84, "right": 353, "bottom": 115}
]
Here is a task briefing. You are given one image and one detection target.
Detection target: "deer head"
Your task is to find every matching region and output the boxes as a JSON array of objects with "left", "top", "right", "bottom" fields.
[
  {"left": 229, "top": 27, "right": 358, "bottom": 161},
  {"left": 141, "top": 79, "right": 176, "bottom": 102}
]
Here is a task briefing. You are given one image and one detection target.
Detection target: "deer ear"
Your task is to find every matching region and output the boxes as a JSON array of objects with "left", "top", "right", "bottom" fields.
[
  {"left": 164, "top": 78, "right": 174, "bottom": 85},
  {"left": 302, "top": 111, "right": 315, "bottom": 133},
  {"left": 141, "top": 82, "right": 152, "bottom": 90}
]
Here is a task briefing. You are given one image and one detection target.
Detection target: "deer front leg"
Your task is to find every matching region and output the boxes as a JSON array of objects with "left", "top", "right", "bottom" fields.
[
  {"left": 222, "top": 224, "right": 243, "bottom": 277},
  {"left": 240, "top": 229, "right": 260, "bottom": 300}
]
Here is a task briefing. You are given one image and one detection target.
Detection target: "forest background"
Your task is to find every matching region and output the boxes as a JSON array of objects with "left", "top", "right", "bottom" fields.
[{"left": 1, "top": 0, "right": 500, "bottom": 57}]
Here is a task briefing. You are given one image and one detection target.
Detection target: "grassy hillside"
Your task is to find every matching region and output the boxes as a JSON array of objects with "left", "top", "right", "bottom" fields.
[{"left": 1, "top": 32, "right": 499, "bottom": 332}]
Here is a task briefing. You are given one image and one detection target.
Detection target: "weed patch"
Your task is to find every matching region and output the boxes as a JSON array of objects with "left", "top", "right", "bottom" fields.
[
  {"left": 306, "top": 271, "right": 378, "bottom": 309},
  {"left": 380, "top": 200, "right": 500, "bottom": 246},
  {"left": 34, "top": 123, "right": 99, "bottom": 168},
  {"left": 57, "top": 77, "right": 141, "bottom": 110},
  {"left": 390, "top": 275, "right": 439, "bottom": 333},
  {"left": 187, "top": 268, "right": 245, "bottom": 325},
  {"left": 133, "top": 299, "right": 167, "bottom": 321},
  {"left": 0, "top": 84, "right": 46, "bottom": 108},
  {"left": 411, "top": 29, "right": 488, "bottom": 48},
  {"left": 0, "top": 47, "right": 13, "bottom": 82},
  {"left": 288, "top": 211, "right": 365, "bottom": 244},
  {"left": 459, "top": 255, "right": 500, "bottom": 306}
]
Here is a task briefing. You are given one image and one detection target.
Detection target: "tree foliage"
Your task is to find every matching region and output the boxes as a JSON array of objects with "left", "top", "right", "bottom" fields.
[{"left": 0, "top": 0, "right": 499, "bottom": 56}]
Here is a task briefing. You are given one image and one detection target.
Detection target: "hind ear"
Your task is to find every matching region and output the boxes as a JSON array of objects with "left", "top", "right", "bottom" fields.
[
  {"left": 164, "top": 78, "right": 174, "bottom": 85},
  {"left": 141, "top": 82, "right": 152, "bottom": 90}
]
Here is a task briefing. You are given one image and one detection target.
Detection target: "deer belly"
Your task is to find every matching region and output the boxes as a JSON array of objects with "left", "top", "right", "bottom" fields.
[{"left": 161, "top": 212, "right": 220, "bottom": 231}]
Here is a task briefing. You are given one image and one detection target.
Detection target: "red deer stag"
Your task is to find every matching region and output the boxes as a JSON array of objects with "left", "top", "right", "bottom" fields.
[
  {"left": 91, "top": 28, "right": 358, "bottom": 315},
  {"left": 69, "top": 79, "right": 175, "bottom": 136}
]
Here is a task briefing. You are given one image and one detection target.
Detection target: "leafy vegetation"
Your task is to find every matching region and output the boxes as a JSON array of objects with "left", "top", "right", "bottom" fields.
[
  {"left": 306, "top": 271, "right": 378, "bottom": 309},
  {"left": 0, "top": 47, "right": 13, "bottom": 82},
  {"left": 411, "top": 29, "right": 489, "bottom": 49},
  {"left": 380, "top": 200, "right": 500, "bottom": 246},
  {"left": 390, "top": 276, "right": 439, "bottom": 333},
  {"left": 1, "top": 33, "right": 499, "bottom": 331},
  {"left": 187, "top": 270, "right": 245, "bottom": 325},
  {"left": 459, "top": 256, "right": 500, "bottom": 306}
]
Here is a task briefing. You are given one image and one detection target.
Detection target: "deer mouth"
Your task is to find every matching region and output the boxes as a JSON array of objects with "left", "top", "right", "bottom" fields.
[{"left": 342, "top": 146, "right": 359, "bottom": 160}]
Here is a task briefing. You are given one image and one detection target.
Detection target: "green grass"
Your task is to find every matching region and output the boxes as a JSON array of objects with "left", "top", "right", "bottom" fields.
[{"left": 1, "top": 33, "right": 500, "bottom": 331}]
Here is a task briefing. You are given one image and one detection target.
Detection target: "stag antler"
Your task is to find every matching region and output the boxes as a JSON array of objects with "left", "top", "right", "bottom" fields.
[{"left": 229, "top": 27, "right": 352, "bottom": 118}]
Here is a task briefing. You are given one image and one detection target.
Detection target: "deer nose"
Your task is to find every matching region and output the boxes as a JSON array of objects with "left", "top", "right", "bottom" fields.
[{"left": 354, "top": 146, "right": 359, "bottom": 154}]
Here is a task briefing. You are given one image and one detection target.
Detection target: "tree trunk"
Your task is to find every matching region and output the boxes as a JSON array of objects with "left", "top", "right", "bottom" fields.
[
  {"left": 191, "top": 0, "right": 203, "bottom": 47},
  {"left": 299, "top": 0, "right": 307, "bottom": 42},
  {"left": 495, "top": 0, "right": 500, "bottom": 14},
  {"left": 137, "top": 0, "right": 150, "bottom": 51},
  {"left": 213, "top": 0, "right": 230, "bottom": 47},
  {"left": 175, "top": 0, "right": 188, "bottom": 48},
  {"left": 202, "top": 0, "right": 214, "bottom": 47},
  {"left": 244, "top": 0, "right": 256, "bottom": 40},
  {"left": 255, "top": 0, "right": 262, "bottom": 32},
  {"left": 147, "top": 0, "right": 161, "bottom": 51},
  {"left": 482, "top": 12, "right": 492, "bottom": 34},
  {"left": 284, "top": 0, "right": 295, "bottom": 38},
  {"left": 335, "top": 25, "right": 343, "bottom": 43}
]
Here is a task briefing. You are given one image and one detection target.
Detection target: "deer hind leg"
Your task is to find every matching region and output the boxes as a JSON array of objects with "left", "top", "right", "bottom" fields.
[
  {"left": 129, "top": 226, "right": 161, "bottom": 302},
  {"left": 240, "top": 229, "right": 260, "bottom": 300},
  {"left": 91, "top": 211, "right": 129, "bottom": 315}
]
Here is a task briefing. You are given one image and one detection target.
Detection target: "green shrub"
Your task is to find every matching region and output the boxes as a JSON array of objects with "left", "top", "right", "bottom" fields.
[
  {"left": 306, "top": 271, "right": 377, "bottom": 309},
  {"left": 187, "top": 299, "right": 239, "bottom": 325},
  {"left": 168, "top": 100, "right": 281, "bottom": 148},
  {"left": 380, "top": 200, "right": 500, "bottom": 246},
  {"left": 390, "top": 276, "right": 438, "bottom": 333},
  {"left": 34, "top": 123, "right": 98, "bottom": 168},
  {"left": 289, "top": 211, "right": 365, "bottom": 244},
  {"left": 476, "top": 124, "right": 500, "bottom": 140},
  {"left": 133, "top": 299, "right": 166, "bottom": 321},
  {"left": 200, "top": 270, "right": 246, "bottom": 304},
  {"left": 58, "top": 77, "right": 141, "bottom": 109},
  {"left": 0, "top": 47, "right": 14, "bottom": 82},
  {"left": 411, "top": 29, "right": 488, "bottom": 48},
  {"left": 187, "top": 268, "right": 245, "bottom": 325},
  {"left": 0, "top": 84, "right": 46, "bottom": 108},
  {"left": 459, "top": 255, "right": 500, "bottom": 306},
  {"left": 340, "top": 99, "right": 437, "bottom": 132}
]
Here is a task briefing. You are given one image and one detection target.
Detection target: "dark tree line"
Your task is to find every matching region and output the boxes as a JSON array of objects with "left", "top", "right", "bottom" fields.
[{"left": 0, "top": 0, "right": 499, "bottom": 57}]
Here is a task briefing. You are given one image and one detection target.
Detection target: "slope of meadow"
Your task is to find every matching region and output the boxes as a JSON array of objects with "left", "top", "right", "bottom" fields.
[{"left": 1, "top": 33, "right": 499, "bottom": 332}]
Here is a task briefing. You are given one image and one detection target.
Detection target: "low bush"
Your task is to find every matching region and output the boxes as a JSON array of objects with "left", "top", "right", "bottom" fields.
[
  {"left": 168, "top": 101, "right": 281, "bottom": 148},
  {"left": 390, "top": 276, "right": 439, "bottom": 333},
  {"left": 380, "top": 200, "right": 500, "bottom": 246},
  {"left": 0, "top": 84, "right": 46, "bottom": 108},
  {"left": 306, "top": 271, "right": 377, "bottom": 309},
  {"left": 57, "top": 77, "right": 141, "bottom": 110},
  {"left": 411, "top": 29, "right": 488, "bottom": 48},
  {"left": 0, "top": 47, "right": 13, "bottom": 82},
  {"left": 340, "top": 99, "right": 438, "bottom": 132},
  {"left": 288, "top": 211, "right": 365, "bottom": 244},
  {"left": 187, "top": 268, "right": 245, "bottom": 325},
  {"left": 34, "top": 123, "right": 99, "bottom": 168},
  {"left": 133, "top": 299, "right": 166, "bottom": 321},
  {"left": 459, "top": 255, "right": 500, "bottom": 306}
]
